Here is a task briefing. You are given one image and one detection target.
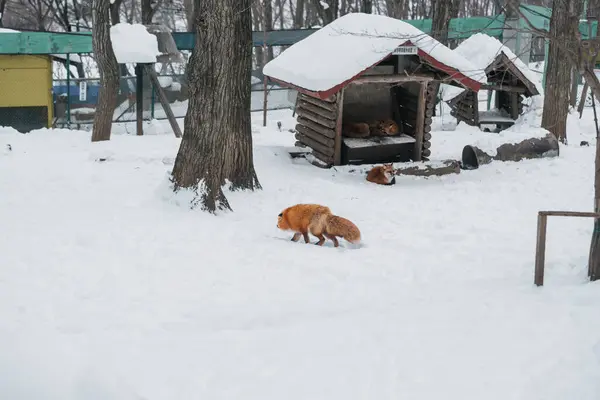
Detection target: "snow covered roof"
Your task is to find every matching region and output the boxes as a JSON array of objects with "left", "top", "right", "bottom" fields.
[
  {"left": 0, "top": 28, "right": 83, "bottom": 63},
  {"left": 441, "top": 33, "right": 542, "bottom": 101},
  {"left": 110, "top": 23, "right": 161, "bottom": 64},
  {"left": 263, "top": 13, "right": 485, "bottom": 100}
]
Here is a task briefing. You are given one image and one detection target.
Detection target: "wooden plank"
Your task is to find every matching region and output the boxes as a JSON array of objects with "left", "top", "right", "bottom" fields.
[
  {"left": 480, "top": 84, "right": 527, "bottom": 93},
  {"left": 534, "top": 212, "right": 548, "bottom": 286},
  {"left": 144, "top": 65, "right": 182, "bottom": 138},
  {"left": 333, "top": 88, "right": 344, "bottom": 165},
  {"left": 295, "top": 133, "right": 335, "bottom": 156},
  {"left": 311, "top": 148, "right": 334, "bottom": 164},
  {"left": 297, "top": 107, "right": 336, "bottom": 129},
  {"left": 539, "top": 211, "right": 600, "bottom": 218},
  {"left": 413, "top": 81, "right": 427, "bottom": 162},
  {"left": 296, "top": 124, "right": 335, "bottom": 147},
  {"left": 298, "top": 100, "right": 336, "bottom": 121},
  {"left": 296, "top": 118, "right": 335, "bottom": 138},
  {"left": 349, "top": 74, "right": 434, "bottom": 85},
  {"left": 298, "top": 94, "right": 337, "bottom": 113}
]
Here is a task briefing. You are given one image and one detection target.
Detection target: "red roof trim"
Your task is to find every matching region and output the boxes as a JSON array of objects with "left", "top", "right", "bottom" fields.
[
  {"left": 266, "top": 41, "right": 482, "bottom": 97},
  {"left": 415, "top": 49, "right": 481, "bottom": 92}
]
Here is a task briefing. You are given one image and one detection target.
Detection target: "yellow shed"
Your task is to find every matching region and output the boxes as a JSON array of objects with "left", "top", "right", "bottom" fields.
[{"left": 0, "top": 55, "right": 53, "bottom": 132}]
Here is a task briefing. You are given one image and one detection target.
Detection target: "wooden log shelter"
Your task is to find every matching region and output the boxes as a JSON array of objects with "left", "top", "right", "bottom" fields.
[
  {"left": 262, "top": 13, "right": 484, "bottom": 167},
  {"left": 443, "top": 33, "right": 541, "bottom": 132}
]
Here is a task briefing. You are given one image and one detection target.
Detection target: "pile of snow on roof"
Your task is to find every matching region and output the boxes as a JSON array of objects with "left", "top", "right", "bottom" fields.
[
  {"left": 441, "top": 33, "right": 543, "bottom": 101},
  {"left": 263, "top": 12, "right": 485, "bottom": 93},
  {"left": 110, "top": 23, "right": 161, "bottom": 64}
]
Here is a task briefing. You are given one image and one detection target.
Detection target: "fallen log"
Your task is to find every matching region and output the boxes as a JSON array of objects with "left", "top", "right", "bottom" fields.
[
  {"left": 461, "top": 133, "right": 560, "bottom": 169},
  {"left": 394, "top": 159, "right": 461, "bottom": 177}
]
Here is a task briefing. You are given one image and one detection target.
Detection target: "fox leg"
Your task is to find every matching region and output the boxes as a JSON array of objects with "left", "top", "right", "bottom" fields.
[
  {"left": 291, "top": 232, "right": 302, "bottom": 242},
  {"left": 325, "top": 233, "right": 339, "bottom": 247},
  {"left": 313, "top": 234, "right": 327, "bottom": 246},
  {"left": 302, "top": 232, "right": 310, "bottom": 243}
]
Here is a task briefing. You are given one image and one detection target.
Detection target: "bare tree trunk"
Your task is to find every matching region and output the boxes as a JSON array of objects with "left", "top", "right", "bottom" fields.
[
  {"left": 312, "top": 0, "right": 338, "bottom": 24},
  {"left": 541, "top": 0, "right": 582, "bottom": 143},
  {"left": 264, "top": 0, "right": 274, "bottom": 62},
  {"left": 91, "top": 0, "right": 119, "bottom": 142},
  {"left": 171, "top": 0, "right": 261, "bottom": 213},
  {"left": 183, "top": 0, "right": 194, "bottom": 29},
  {"left": 360, "top": 0, "right": 372, "bottom": 13},
  {"left": 429, "top": 0, "right": 459, "bottom": 116},
  {"left": 0, "top": 0, "right": 7, "bottom": 27},
  {"left": 275, "top": 0, "right": 285, "bottom": 29},
  {"left": 430, "top": 0, "right": 460, "bottom": 45},
  {"left": 141, "top": 0, "right": 153, "bottom": 24},
  {"left": 294, "top": 0, "right": 305, "bottom": 28}
]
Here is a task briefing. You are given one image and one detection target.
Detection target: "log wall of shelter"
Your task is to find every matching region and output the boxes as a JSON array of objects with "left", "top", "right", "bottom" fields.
[
  {"left": 449, "top": 89, "right": 478, "bottom": 126},
  {"left": 294, "top": 92, "right": 338, "bottom": 165},
  {"left": 421, "top": 83, "right": 436, "bottom": 160},
  {"left": 392, "top": 82, "right": 434, "bottom": 160}
]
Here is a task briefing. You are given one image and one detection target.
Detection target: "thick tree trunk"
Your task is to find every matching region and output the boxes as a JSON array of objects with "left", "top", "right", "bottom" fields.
[
  {"left": 541, "top": 0, "right": 582, "bottom": 143},
  {"left": 360, "top": 0, "right": 373, "bottom": 13},
  {"left": 294, "top": 0, "right": 305, "bottom": 28},
  {"left": 171, "top": 0, "right": 261, "bottom": 213},
  {"left": 91, "top": 0, "right": 119, "bottom": 142},
  {"left": 141, "top": 0, "right": 153, "bottom": 25},
  {"left": 429, "top": 0, "right": 460, "bottom": 116}
]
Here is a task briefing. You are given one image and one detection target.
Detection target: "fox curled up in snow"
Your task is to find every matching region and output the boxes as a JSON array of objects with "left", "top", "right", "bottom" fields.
[
  {"left": 366, "top": 163, "right": 396, "bottom": 185},
  {"left": 276, "top": 204, "right": 361, "bottom": 247}
]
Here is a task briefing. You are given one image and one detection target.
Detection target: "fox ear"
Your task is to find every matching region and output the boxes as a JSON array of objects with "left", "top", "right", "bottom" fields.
[{"left": 278, "top": 213, "right": 283, "bottom": 217}]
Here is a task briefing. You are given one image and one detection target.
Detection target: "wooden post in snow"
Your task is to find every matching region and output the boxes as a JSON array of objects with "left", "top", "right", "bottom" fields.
[
  {"left": 534, "top": 211, "right": 600, "bottom": 286},
  {"left": 135, "top": 63, "right": 144, "bottom": 136},
  {"left": 144, "top": 65, "right": 182, "bottom": 138}
]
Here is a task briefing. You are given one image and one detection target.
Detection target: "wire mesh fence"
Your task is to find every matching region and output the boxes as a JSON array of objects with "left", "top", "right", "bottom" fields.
[{"left": 52, "top": 73, "right": 297, "bottom": 129}]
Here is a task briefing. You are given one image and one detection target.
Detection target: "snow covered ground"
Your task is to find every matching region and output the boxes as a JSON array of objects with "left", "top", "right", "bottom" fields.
[{"left": 1, "top": 107, "right": 600, "bottom": 400}]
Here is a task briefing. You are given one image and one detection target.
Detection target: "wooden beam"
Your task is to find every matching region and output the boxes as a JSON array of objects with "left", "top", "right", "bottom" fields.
[
  {"left": 480, "top": 84, "right": 527, "bottom": 93},
  {"left": 295, "top": 133, "right": 335, "bottom": 157},
  {"left": 297, "top": 107, "right": 337, "bottom": 129},
  {"left": 299, "top": 94, "right": 337, "bottom": 113},
  {"left": 539, "top": 211, "right": 600, "bottom": 218},
  {"left": 349, "top": 74, "right": 434, "bottom": 85},
  {"left": 413, "top": 81, "right": 427, "bottom": 162},
  {"left": 295, "top": 124, "right": 335, "bottom": 147},
  {"left": 144, "top": 65, "right": 182, "bottom": 138},
  {"left": 296, "top": 117, "right": 336, "bottom": 138},
  {"left": 135, "top": 64, "right": 144, "bottom": 136},
  {"left": 298, "top": 100, "right": 336, "bottom": 121},
  {"left": 534, "top": 210, "right": 600, "bottom": 286},
  {"left": 334, "top": 89, "right": 344, "bottom": 165}
]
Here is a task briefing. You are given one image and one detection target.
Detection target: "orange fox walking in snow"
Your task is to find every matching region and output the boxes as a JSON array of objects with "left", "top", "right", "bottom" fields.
[{"left": 276, "top": 203, "right": 361, "bottom": 247}]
